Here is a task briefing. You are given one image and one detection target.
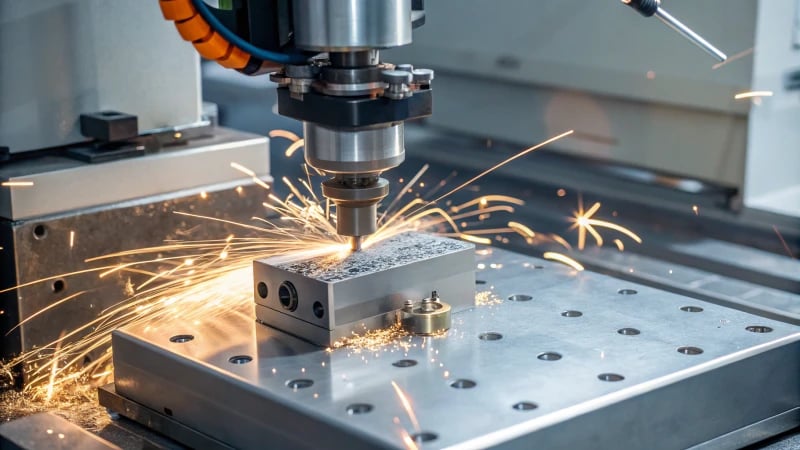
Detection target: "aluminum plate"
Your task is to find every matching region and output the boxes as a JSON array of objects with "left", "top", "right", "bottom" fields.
[{"left": 109, "top": 248, "right": 800, "bottom": 449}]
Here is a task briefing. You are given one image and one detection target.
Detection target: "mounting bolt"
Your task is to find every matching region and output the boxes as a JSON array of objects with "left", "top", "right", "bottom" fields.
[
  {"left": 382, "top": 70, "right": 413, "bottom": 99},
  {"left": 412, "top": 68, "right": 434, "bottom": 86},
  {"left": 400, "top": 290, "right": 451, "bottom": 335}
]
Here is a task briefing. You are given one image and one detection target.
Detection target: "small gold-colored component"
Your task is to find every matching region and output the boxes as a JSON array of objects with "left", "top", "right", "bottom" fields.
[{"left": 400, "top": 291, "right": 451, "bottom": 335}]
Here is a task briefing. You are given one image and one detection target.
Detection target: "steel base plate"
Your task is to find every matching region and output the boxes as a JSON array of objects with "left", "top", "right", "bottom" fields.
[{"left": 107, "top": 248, "right": 800, "bottom": 449}]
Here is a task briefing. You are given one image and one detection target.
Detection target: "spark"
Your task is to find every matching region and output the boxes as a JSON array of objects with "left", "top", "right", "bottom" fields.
[
  {"left": 734, "top": 90, "right": 773, "bottom": 100},
  {"left": 0, "top": 130, "right": 588, "bottom": 425},
  {"left": 329, "top": 323, "right": 409, "bottom": 354},
  {"left": 692, "top": 205, "right": 699, "bottom": 215},
  {"left": 568, "top": 200, "right": 641, "bottom": 250},
  {"left": 426, "top": 130, "right": 574, "bottom": 206},
  {"left": 548, "top": 233, "right": 572, "bottom": 251},
  {"left": 1, "top": 181, "right": 34, "bottom": 187},
  {"left": 268, "top": 130, "right": 305, "bottom": 157},
  {"left": 69, "top": 231, "right": 75, "bottom": 249},
  {"left": 475, "top": 290, "right": 502, "bottom": 306},
  {"left": 543, "top": 252, "right": 585, "bottom": 271},
  {"left": 391, "top": 381, "right": 421, "bottom": 432},
  {"left": 230, "top": 162, "right": 270, "bottom": 190},
  {"left": 508, "top": 221, "right": 536, "bottom": 239},
  {"left": 557, "top": 189, "right": 566, "bottom": 197},
  {"left": 450, "top": 195, "right": 524, "bottom": 213},
  {"left": 44, "top": 331, "right": 66, "bottom": 403},
  {"left": 400, "top": 429, "right": 420, "bottom": 450},
  {"left": 459, "top": 234, "right": 493, "bottom": 245},
  {"left": 712, "top": 47, "right": 753, "bottom": 70},
  {"left": 200, "top": 191, "right": 208, "bottom": 199},
  {"left": 284, "top": 139, "right": 305, "bottom": 158},
  {"left": 613, "top": 239, "right": 624, "bottom": 251},
  {"left": 773, "top": 225, "right": 796, "bottom": 259},
  {"left": 268, "top": 129, "right": 301, "bottom": 142}
]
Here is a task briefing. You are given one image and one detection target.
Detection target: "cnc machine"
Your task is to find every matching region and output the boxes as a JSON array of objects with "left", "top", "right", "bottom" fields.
[{"left": 1, "top": 1, "right": 799, "bottom": 449}]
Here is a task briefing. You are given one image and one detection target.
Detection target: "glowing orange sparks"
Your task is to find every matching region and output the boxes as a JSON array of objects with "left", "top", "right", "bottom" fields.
[
  {"left": 284, "top": 139, "right": 305, "bottom": 158},
  {"left": 427, "top": 130, "right": 574, "bottom": 206},
  {"left": 459, "top": 234, "right": 492, "bottom": 245},
  {"left": 734, "top": 90, "right": 773, "bottom": 100},
  {"left": 268, "top": 129, "right": 301, "bottom": 142},
  {"left": 391, "top": 381, "right": 421, "bottom": 432},
  {"left": 1, "top": 181, "right": 34, "bottom": 187},
  {"left": 569, "top": 201, "right": 641, "bottom": 250},
  {"left": 712, "top": 47, "right": 753, "bottom": 70},
  {"left": 508, "top": 221, "right": 535, "bottom": 241},
  {"left": 543, "top": 252, "right": 584, "bottom": 271}
]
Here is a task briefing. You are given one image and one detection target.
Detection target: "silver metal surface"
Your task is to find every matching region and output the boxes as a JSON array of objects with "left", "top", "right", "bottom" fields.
[
  {"left": 253, "top": 232, "right": 475, "bottom": 346},
  {"left": 654, "top": 7, "right": 727, "bottom": 62},
  {"left": 292, "top": 0, "right": 412, "bottom": 51},
  {"left": 0, "top": 412, "right": 121, "bottom": 450},
  {"left": 0, "top": 1, "right": 201, "bottom": 153},
  {"left": 111, "top": 247, "right": 800, "bottom": 449},
  {"left": 322, "top": 177, "right": 390, "bottom": 237},
  {"left": 0, "top": 128, "right": 269, "bottom": 220},
  {"left": 1, "top": 178, "right": 272, "bottom": 377},
  {"left": 304, "top": 123, "right": 404, "bottom": 175}
]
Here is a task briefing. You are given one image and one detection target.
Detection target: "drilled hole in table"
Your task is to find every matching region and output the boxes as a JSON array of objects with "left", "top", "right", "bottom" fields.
[
  {"left": 512, "top": 402, "right": 538, "bottom": 411},
  {"left": 680, "top": 306, "right": 703, "bottom": 313},
  {"left": 508, "top": 294, "right": 532, "bottom": 302},
  {"left": 677, "top": 346, "right": 703, "bottom": 355},
  {"left": 617, "top": 328, "right": 640, "bottom": 336},
  {"left": 346, "top": 403, "right": 373, "bottom": 415},
  {"left": 598, "top": 373, "right": 624, "bottom": 382},
  {"left": 617, "top": 289, "right": 637, "bottom": 295},
  {"left": 286, "top": 379, "right": 314, "bottom": 389},
  {"left": 450, "top": 379, "right": 476, "bottom": 389},
  {"left": 392, "top": 359, "right": 417, "bottom": 368},
  {"left": 746, "top": 325, "right": 773, "bottom": 333},
  {"left": 411, "top": 432, "right": 438, "bottom": 443},
  {"left": 475, "top": 279, "right": 487, "bottom": 285},
  {"left": 169, "top": 334, "right": 194, "bottom": 343},
  {"left": 478, "top": 332, "right": 503, "bottom": 341},
  {"left": 561, "top": 310, "right": 582, "bottom": 317},
  {"left": 228, "top": 355, "right": 252, "bottom": 365},
  {"left": 537, "top": 352, "right": 562, "bottom": 361}
]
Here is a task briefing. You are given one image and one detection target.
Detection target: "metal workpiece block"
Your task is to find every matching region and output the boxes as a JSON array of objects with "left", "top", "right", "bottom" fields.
[
  {"left": 253, "top": 232, "right": 475, "bottom": 346},
  {"left": 109, "top": 248, "right": 800, "bottom": 450}
]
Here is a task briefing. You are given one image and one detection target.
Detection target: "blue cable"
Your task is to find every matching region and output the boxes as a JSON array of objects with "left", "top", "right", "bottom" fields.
[{"left": 190, "top": 0, "right": 309, "bottom": 65}]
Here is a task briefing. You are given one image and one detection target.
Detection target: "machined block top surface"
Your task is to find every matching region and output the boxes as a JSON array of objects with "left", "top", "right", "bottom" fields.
[{"left": 269, "top": 232, "right": 474, "bottom": 282}]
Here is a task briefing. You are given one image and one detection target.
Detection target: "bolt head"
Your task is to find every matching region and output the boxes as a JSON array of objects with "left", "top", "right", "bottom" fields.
[
  {"left": 382, "top": 70, "right": 412, "bottom": 85},
  {"left": 412, "top": 69, "right": 434, "bottom": 83}
]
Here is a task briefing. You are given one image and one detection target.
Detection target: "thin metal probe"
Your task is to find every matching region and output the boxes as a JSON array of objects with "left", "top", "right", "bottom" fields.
[
  {"left": 622, "top": 0, "right": 727, "bottom": 62},
  {"left": 654, "top": 7, "right": 727, "bottom": 62}
]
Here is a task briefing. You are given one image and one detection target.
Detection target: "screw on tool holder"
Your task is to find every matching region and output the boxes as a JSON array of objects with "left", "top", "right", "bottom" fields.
[{"left": 400, "top": 290, "right": 452, "bottom": 335}]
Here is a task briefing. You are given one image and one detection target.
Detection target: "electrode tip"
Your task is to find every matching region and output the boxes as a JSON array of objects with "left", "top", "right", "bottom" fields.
[{"left": 350, "top": 236, "right": 363, "bottom": 252}]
